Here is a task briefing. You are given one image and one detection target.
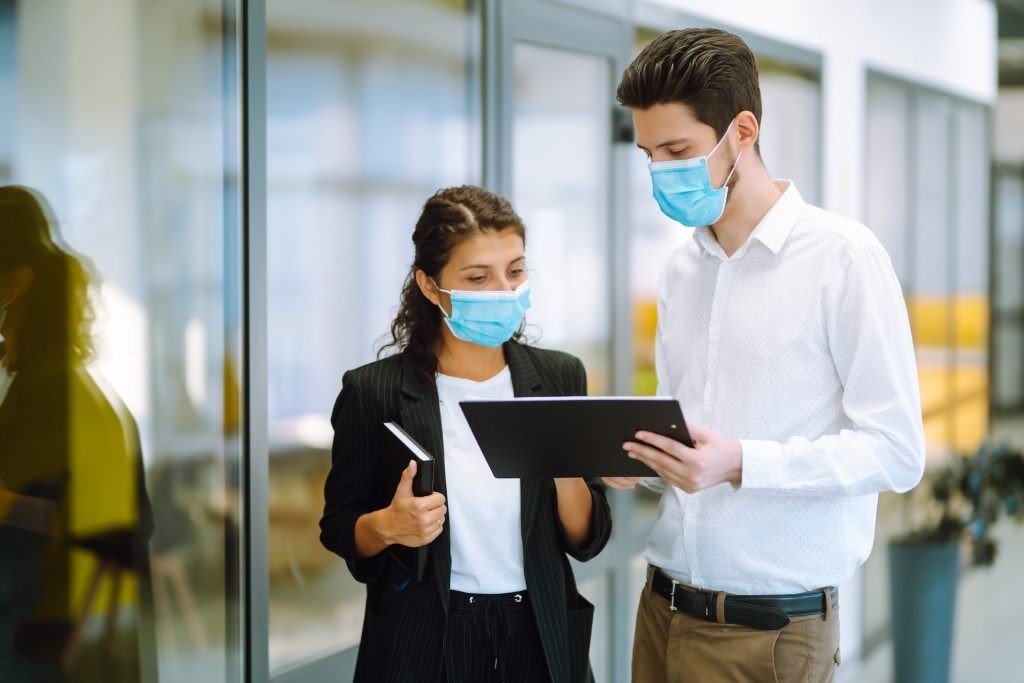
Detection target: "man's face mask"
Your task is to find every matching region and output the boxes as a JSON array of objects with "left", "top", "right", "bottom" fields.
[
  {"left": 648, "top": 119, "right": 742, "bottom": 228},
  {"left": 434, "top": 280, "right": 531, "bottom": 348}
]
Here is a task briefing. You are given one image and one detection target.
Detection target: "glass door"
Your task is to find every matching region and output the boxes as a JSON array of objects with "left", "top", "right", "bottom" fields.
[{"left": 493, "top": 1, "right": 632, "bottom": 679}]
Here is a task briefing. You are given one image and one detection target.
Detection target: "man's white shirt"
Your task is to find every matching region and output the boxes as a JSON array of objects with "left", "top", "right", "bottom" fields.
[{"left": 643, "top": 180, "right": 925, "bottom": 595}]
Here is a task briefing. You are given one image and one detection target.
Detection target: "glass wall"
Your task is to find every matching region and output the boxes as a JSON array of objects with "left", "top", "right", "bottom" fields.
[
  {"left": 993, "top": 165, "right": 1024, "bottom": 412},
  {"left": 264, "top": 0, "right": 479, "bottom": 673},
  {"left": 0, "top": 1, "right": 244, "bottom": 682},
  {"left": 862, "top": 72, "right": 991, "bottom": 655},
  {"left": 866, "top": 75, "right": 991, "bottom": 464},
  {"left": 511, "top": 42, "right": 613, "bottom": 393}
]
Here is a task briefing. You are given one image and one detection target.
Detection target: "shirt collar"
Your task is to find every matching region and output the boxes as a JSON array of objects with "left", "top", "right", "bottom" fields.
[{"left": 692, "top": 180, "right": 804, "bottom": 259}]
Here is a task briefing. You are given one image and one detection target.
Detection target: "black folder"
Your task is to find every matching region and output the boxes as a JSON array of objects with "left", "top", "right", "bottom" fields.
[
  {"left": 459, "top": 397, "right": 693, "bottom": 478},
  {"left": 381, "top": 421, "right": 435, "bottom": 582}
]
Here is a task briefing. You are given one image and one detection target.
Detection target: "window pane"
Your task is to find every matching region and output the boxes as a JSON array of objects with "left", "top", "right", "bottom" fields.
[
  {"left": 994, "top": 172, "right": 1024, "bottom": 311},
  {"left": 758, "top": 61, "right": 822, "bottom": 206},
  {"left": 0, "top": 1, "right": 243, "bottom": 682},
  {"left": 265, "top": 0, "right": 478, "bottom": 671},
  {"left": 866, "top": 78, "right": 911, "bottom": 282},
  {"left": 512, "top": 43, "right": 613, "bottom": 394},
  {"left": 952, "top": 103, "right": 989, "bottom": 452},
  {"left": 995, "top": 325, "right": 1024, "bottom": 407},
  {"left": 912, "top": 92, "right": 954, "bottom": 458}
]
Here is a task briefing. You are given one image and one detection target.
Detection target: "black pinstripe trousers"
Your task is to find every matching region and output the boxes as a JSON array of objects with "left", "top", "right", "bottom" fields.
[{"left": 441, "top": 590, "right": 551, "bottom": 683}]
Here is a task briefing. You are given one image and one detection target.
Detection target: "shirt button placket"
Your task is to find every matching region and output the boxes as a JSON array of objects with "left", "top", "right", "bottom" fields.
[
  {"left": 691, "top": 260, "right": 730, "bottom": 586},
  {"left": 703, "top": 261, "right": 731, "bottom": 422}
]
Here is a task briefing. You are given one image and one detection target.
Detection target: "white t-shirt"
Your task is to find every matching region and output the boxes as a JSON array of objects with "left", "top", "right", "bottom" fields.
[{"left": 436, "top": 366, "right": 526, "bottom": 594}]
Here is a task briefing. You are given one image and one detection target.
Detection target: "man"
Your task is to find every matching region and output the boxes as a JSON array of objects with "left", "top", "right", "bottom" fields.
[{"left": 604, "top": 28, "right": 925, "bottom": 682}]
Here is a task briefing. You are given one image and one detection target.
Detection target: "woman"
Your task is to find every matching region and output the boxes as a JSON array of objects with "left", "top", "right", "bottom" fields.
[{"left": 320, "top": 185, "right": 611, "bottom": 682}]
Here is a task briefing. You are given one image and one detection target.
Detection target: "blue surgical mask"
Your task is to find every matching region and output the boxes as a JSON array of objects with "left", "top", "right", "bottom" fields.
[
  {"left": 648, "top": 120, "right": 741, "bottom": 228},
  {"left": 435, "top": 280, "right": 531, "bottom": 348}
]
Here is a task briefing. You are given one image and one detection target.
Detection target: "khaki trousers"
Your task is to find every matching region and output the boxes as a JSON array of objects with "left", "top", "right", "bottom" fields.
[{"left": 632, "top": 569, "right": 841, "bottom": 683}]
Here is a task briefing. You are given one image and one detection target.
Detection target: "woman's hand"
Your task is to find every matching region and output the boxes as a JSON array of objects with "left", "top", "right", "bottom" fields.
[{"left": 355, "top": 461, "right": 447, "bottom": 558}]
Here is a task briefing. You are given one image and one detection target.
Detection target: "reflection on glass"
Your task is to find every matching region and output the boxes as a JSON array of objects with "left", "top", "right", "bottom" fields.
[
  {"left": 512, "top": 43, "right": 612, "bottom": 394},
  {"left": 0, "top": 2, "right": 243, "bottom": 682},
  {"left": 265, "top": 0, "right": 477, "bottom": 671},
  {"left": 1, "top": 187, "right": 154, "bottom": 682}
]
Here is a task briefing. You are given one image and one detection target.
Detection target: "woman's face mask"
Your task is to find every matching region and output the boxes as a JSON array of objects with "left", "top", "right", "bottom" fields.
[{"left": 434, "top": 279, "right": 531, "bottom": 348}]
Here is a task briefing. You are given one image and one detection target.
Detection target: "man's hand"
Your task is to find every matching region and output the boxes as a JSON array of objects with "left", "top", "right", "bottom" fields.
[{"left": 622, "top": 424, "right": 742, "bottom": 493}]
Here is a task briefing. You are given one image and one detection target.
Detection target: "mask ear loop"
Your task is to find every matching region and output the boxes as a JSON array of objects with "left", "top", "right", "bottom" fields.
[
  {"left": 430, "top": 277, "right": 453, "bottom": 320},
  {"left": 719, "top": 151, "right": 742, "bottom": 189},
  {"left": 706, "top": 119, "right": 742, "bottom": 191},
  {"left": 706, "top": 118, "right": 736, "bottom": 160}
]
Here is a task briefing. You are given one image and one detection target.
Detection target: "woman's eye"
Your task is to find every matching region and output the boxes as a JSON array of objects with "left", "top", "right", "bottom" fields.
[
  {"left": 468, "top": 276, "right": 486, "bottom": 284},
  {"left": 510, "top": 269, "right": 525, "bottom": 276}
]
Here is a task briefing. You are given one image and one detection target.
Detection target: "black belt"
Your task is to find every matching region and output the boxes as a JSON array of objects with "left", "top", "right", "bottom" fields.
[{"left": 650, "top": 566, "right": 837, "bottom": 630}]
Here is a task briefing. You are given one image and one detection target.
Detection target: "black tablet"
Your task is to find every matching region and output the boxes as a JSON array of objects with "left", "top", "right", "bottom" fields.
[{"left": 459, "top": 397, "right": 693, "bottom": 478}]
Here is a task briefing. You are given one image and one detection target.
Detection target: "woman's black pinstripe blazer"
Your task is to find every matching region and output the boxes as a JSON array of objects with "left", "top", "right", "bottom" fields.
[{"left": 320, "top": 340, "right": 613, "bottom": 682}]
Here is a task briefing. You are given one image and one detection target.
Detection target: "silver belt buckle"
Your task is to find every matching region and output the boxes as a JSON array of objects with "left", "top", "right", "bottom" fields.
[{"left": 669, "top": 579, "right": 679, "bottom": 611}]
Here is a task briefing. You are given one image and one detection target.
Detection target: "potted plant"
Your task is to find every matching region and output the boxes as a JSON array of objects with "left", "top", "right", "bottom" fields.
[{"left": 889, "top": 440, "right": 1024, "bottom": 683}]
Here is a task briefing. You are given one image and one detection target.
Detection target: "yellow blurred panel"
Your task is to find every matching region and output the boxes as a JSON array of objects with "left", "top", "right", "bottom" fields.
[
  {"left": 953, "top": 365, "right": 987, "bottom": 399},
  {"left": 923, "top": 413, "right": 951, "bottom": 463},
  {"left": 634, "top": 298, "right": 658, "bottom": 396},
  {"left": 918, "top": 366, "right": 952, "bottom": 415},
  {"left": 909, "top": 296, "right": 950, "bottom": 348},
  {"left": 911, "top": 294, "right": 988, "bottom": 349},
  {"left": 953, "top": 295, "right": 989, "bottom": 350},
  {"left": 952, "top": 395, "right": 989, "bottom": 454},
  {"left": 633, "top": 298, "right": 658, "bottom": 343},
  {"left": 634, "top": 369, "right": 658, "bottom": 397}
]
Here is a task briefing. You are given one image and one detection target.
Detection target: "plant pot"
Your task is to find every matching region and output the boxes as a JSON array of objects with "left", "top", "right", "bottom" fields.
[{"left": 888, "top": 540, "right": 961, "bottom": 683}]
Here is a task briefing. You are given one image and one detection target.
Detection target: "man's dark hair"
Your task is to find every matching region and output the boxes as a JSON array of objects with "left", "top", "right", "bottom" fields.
[{"left": 617, "top": 28, "right": 762, "bottom": 153}]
